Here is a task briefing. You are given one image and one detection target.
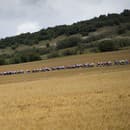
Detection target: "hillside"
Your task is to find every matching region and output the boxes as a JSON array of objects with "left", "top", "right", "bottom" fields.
[{"left": 0, "top": 9, "right": 130, "bottom": 65}]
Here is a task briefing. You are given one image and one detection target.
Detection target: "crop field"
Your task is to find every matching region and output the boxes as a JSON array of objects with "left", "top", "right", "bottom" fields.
[{"left": 0, "top": 50, "right": 130, "bottom": 130}]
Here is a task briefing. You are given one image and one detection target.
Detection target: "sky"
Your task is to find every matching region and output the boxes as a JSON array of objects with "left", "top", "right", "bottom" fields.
[{"left": 0, "top": 0, "right": 130, "bottom": 38}]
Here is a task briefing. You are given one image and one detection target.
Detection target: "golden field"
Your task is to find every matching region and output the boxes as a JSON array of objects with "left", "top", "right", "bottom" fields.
[{"left": 0, "top": 50, "right": 130, "bottom": 130}]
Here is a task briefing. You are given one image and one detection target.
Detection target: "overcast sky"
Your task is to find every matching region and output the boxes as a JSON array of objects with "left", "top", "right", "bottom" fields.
[{"left": 0, "top": 0, "right": 130, "bottom": 38}]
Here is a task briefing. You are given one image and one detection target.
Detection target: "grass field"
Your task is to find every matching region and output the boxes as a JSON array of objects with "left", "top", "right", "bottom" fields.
[{"left": 0, "top": 50, "right": 130, "bottom": 130}]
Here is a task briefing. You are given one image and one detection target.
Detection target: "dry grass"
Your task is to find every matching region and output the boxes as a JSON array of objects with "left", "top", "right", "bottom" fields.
[{"left": 0, "top": 50, "right": 130, "bottom": 130}]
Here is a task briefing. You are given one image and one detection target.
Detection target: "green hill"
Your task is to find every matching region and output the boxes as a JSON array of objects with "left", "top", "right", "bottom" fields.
[{"left": 0, "top": 9, "right": 130, "bottom": 65}]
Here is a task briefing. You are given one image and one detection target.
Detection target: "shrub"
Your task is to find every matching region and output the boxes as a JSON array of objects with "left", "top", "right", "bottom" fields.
[
  {"left": 98, "top": 40, "right": 119, "bottom": 52},
  {"left": 46, "top": 43, "right": 50, "bottom": 48},
  {"left": 36, "top": 48, "right": 50, "bottom": 55},
  {"left": 61, "top": 48, "right": 77, "bottom": 56},
  {"left": 0, "top": 58, "right": 6, "bottom": 65},
  {"left": 10, "top": 51, "right": 41, "bottom": 64},
  {"left": 117, "top": 26, "right": 126, "bottom": 34},
  {"left": 56, "top": 36, "right": 81, "bottom": 49},
  {"left": 47, "top": 51, "right": 60, "bottom": 58},
  {"left": 114, "top": 38, "right": 130, "bottom": 47},
  {"left": 11, "top": 43, "right": 18, "bottom": 50}
]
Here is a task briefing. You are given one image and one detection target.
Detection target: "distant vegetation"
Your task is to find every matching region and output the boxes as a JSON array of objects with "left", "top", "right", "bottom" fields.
[
  {"left": 56, "top": 36, "right": 81, "bottom": 50},
  {"left": 0, "top": 9, "right": 130, "bottom": 65}
]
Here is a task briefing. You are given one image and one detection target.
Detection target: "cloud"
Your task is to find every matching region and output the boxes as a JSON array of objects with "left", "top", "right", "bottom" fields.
[
  {"left": 17, "top": 22, "right": 41, "bottom": 34},
  {"left": 0, "top": 0, "right": 130, "bottom": 38}
]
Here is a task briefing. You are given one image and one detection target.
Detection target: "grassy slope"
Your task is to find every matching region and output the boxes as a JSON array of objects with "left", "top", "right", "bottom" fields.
[{"left": 0, "top": 50, "right": 130, "bottom": 130}]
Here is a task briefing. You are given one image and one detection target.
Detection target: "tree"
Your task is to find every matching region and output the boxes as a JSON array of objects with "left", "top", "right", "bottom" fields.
[
  {"left": 56, "top": 36, "right": 81, "bottom": 49},
  {"left": 0, "top": 58, "right": 6, "bottom": 65},
  {"left": 98, "top": 40, "right": 119, "bottom": 52},
  {"left": 46, "top": 43, "right": 50, "bottom": 48}
]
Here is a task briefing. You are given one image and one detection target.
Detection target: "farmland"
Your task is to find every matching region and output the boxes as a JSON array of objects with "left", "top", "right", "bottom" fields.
[{"left": 0, "top": 50, "right": 130, "bottom": 130}]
